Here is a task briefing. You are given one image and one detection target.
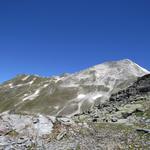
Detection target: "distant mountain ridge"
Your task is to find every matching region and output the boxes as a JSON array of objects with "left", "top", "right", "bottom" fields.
[{"left": 0, "top": 59, "right": 149, "bottom": 116}]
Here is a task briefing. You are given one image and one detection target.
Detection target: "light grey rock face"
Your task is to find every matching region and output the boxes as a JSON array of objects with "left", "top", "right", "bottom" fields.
[
  {"left": 0, "top": 113, "right": 77, "bottom": 150},
  {"left": 0, "top": 113, "right": 54, "bottom": 137},
  {"left": 0, "top": 59, "right": 149, "bottom": 116}
]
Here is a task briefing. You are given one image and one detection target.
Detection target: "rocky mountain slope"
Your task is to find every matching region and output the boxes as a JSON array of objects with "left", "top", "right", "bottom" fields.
[
  {"left": 0, "top": 59, "right": 150, "bottom": 149},
  {"left": 0, "top": 59, "right": 149, "bottom": 116}
]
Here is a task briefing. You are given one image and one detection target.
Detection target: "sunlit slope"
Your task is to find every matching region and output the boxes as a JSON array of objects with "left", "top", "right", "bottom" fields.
[{"left": 0, "top": 59, "right": 149, "bottom": 116}]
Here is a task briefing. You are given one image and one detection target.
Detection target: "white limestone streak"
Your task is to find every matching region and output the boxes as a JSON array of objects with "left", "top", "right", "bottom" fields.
[
  {"left": 22, "top": 75, "right": 30, "bottom": 81},
  {"left": 22, "top": 89, "right": 40, "bottom": 101}
]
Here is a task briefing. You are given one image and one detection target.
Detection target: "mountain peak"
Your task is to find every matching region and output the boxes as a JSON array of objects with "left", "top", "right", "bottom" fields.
[
  {"left": 119, "top": 58, "right": 133, "bottom": 63},
  {"left": 89, "top": 59, "right": 149, "bottom": 76},
  {"left": 0, "top": 59, "right": 149, "bottom": 116}
]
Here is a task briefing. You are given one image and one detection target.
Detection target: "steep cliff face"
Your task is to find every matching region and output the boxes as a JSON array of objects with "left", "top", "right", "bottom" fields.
[{"left": 0, "top": 59, "right": 149, "bottom": 116}]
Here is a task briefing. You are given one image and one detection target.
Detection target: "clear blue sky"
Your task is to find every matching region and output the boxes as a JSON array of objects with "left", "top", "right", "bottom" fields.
[{"left": 0, "top": 0, "right": 150, "bottom": 82}]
